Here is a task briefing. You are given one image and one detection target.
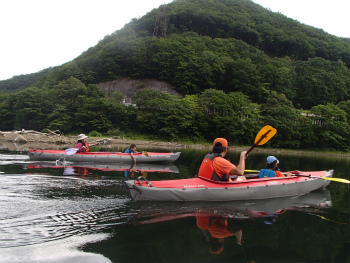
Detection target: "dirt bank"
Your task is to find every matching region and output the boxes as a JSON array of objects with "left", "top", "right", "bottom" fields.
[{"left": 0, "top": 130, "right": 349, "bottom": 158}]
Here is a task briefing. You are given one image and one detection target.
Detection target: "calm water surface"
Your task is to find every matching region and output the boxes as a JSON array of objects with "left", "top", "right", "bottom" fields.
[{"left": 0, "top": 144, "right": 349, "bottom": 263}]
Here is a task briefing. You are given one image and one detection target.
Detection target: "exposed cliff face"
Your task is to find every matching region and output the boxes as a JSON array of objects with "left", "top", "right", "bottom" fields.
[{"left": 97, "top": 78, "right": 182, "bottom": 103}]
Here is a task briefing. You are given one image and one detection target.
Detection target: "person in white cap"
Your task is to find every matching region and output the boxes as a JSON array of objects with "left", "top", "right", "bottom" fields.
[
  {"left": 75, "top": 134, "right": 89, "bottom": 152},
  {"left": 258, "top": 156, "right": 291, "bottom": 178}
]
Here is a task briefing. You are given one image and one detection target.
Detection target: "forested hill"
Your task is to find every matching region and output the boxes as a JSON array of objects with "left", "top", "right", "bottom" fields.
[{"left": 1, "top": 0, "right": 350, "bottom": 109}]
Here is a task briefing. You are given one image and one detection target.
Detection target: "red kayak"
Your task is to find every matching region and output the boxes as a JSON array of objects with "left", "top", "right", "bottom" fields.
[
  {"left": 28, "top": 149, "right": 181, "bottom": 163},
  {"left": 124, "top": 170, "right": 334, "bottom": 201}
]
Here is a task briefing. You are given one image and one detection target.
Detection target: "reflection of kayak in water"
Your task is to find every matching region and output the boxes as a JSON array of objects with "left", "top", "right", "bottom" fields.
[
  {"left": 132, "top": 189, "right": 332, "bottom": 225},
  {"left": 125, "top": 170, "right": 334, "bottom": 201},
  {"left": 26, "top": 162, "right": 180, "bottom": 174}
]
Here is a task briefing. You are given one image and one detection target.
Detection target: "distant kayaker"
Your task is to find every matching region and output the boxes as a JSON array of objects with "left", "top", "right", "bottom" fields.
[
  {"left": 75, "top": 134, "right": 89, "bottom": 152},
  {"left": 125, "top": 144, "right": 137, "bottom": 163},
  {"left": 198, "top": 138, "right": 247, "bottom": 181},
  {"left": 258, "top": 156, "right": 292, "bottom": 178}
]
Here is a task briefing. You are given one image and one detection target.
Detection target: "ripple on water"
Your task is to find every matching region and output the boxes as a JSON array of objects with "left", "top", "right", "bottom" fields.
[
  {"left": 0, "top": 174, "right": 135, "bottom": 249},
  {"left": 0, "top": 197, "right": 136, "bottom": 248},
  {"left": 0, "top": 233, "right": 112, "bottom": 263}
]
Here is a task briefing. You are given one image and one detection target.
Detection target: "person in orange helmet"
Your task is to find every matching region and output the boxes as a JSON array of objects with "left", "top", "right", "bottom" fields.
[{"left": 198, "top": 138, "right": 247, "bottom": 181}]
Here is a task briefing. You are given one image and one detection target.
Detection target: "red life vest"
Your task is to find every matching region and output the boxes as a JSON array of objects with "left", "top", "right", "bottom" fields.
[{"left": 198, "top": 153, "right": 228, "bottom": 181}]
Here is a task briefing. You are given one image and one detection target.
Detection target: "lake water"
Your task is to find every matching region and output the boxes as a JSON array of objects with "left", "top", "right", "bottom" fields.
[{"left": 0, "top": 144, "right": 349, "bottom": 263}]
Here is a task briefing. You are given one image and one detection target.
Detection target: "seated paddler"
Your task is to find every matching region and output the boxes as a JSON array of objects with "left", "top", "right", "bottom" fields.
[
  {"left": 258, "top": 156, "right": 291, "bottom": 178},
  {"left": 75, "top": 134, "right": 89, "bottom": 153},
  {"left": 198, "top": 138, "right": 247, "bottom": 181}
]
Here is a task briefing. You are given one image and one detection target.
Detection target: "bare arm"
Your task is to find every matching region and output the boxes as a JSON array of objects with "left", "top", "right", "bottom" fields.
[
  {"left": 230, "top": 151, "right": 247, "bottom": 176},
  {"left": 130, "top": 152, "right": 136, "bottom": 163}
]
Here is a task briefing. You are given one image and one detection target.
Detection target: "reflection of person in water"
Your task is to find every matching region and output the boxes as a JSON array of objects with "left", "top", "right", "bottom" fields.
[
  {"left": 73, "top": 167, "right": 89, "bottom": 177},
  {"left": 250, "top": 209, "right": 286, "bottom": 225},
  {"left": 124, "top": 162, "right": 136, "bottom": 178},
  {"left": 196, "top": 216, "right": 243, "bottom": 254},
  {"left": 63, "top": 167, "right": 89, "bottom": 176}
]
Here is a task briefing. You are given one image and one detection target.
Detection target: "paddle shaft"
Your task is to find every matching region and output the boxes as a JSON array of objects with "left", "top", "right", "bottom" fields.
[{"left": 65, "top": 139, "right": 112, "bottom": 155}]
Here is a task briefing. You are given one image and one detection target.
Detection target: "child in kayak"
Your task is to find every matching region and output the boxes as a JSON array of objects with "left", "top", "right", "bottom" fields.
[
  {"left": 125, "top": 144, "right": 137, "bottom": 163},
  {"left": 259, "top": 156, "right": 292, "bottom": 178}
]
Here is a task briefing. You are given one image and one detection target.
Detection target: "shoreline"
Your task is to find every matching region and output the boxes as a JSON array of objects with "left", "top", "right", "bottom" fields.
[{"left": 0, "top": 130, "right": 349, "bottom": 158}]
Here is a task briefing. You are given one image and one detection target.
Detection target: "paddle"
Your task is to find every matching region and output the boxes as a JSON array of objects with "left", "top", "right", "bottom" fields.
[
  {"left": 244, "top": 170, "right": 350, "bottom": 184},
  {"left": 65, "top": 138, "right": 112, "bottom": 155},
  {"left": 293, "top": 173, "right": 350, "bottom": 184},
  {"left": 246, "top": 125, "right": 277, "bottom": 156}
]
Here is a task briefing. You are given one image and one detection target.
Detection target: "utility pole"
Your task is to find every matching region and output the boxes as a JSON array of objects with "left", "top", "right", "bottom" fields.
[{"left": 153, "top": 4, "right": 167, "bottom": 38}]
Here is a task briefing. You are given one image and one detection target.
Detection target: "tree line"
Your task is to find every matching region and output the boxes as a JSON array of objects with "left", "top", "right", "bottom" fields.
[
  {"left": 0, "top": 0, "right": 349, "bottom": 152},
  {"left": 0, "top": 77, "right": 349, "bottom": 151}
]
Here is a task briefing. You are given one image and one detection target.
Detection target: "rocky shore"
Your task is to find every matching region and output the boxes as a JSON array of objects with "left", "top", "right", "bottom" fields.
[
  {"left": 0, "top": 130, "right": 349, "bottom": 157},
  {"left": 0, "top": 130, "right": 187, "bottom": 152}
]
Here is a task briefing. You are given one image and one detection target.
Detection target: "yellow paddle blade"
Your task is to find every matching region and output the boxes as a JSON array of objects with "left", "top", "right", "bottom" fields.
[
  {"left": 254, "top": 125, "right": 277, "bottom": 146},
  {"left": 310, "top": 214, "right": 347, "bottom": 224},
  {"left": 244, "top": 170, "right": 260, "bottom": 173},
  {"left": 320, "top": 177, "right": 350, "bottom": 183}
]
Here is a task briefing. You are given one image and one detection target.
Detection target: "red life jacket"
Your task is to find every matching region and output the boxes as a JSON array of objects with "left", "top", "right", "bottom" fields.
[{"left": 198, "top": 153, "right": 228, "bottom": 181}]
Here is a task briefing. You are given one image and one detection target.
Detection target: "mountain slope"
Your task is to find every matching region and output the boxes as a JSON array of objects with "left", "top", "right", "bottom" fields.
[{"left": 0, "top": 0, "right": 349, "bottom": 109}]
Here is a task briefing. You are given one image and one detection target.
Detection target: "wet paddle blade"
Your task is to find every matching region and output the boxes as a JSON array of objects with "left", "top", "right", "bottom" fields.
[
  {"left": 254, "top": 125, "right": 277, "bottom": 146},
  {"left": 292, "top": 173, "right": 349, "bottom": 184},
  {"left": 65, "top": 148, "right": 79, "bottom": 155},
  {"left": 320, "top": 177, "right": 350, "bottom": 183}
]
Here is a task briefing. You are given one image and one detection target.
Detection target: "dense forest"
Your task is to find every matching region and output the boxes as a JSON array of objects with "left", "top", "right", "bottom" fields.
[{"left": 0, "top": 0, "right": 349, "bottom": 151}]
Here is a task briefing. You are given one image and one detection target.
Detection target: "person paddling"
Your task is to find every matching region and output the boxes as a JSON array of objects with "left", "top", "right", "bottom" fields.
[
  {"left": 258, "top": 156, "right": 291, "bottom": 178},
  {"left": 75, "top": 134, "right": 89, "bottom": 153},
  {"left": 198, "top": 138, "right": 247, "bottom": 181}
]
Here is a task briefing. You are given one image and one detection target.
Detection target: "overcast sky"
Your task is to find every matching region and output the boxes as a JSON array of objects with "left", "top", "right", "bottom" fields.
[{"left": 1, "top": 0, "right": 349, "bottom": 81}]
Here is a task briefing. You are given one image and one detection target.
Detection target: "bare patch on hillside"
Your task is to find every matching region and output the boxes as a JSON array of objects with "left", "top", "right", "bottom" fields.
[{"left": 97, "top": 78, "right": 182, "bottom": 103}]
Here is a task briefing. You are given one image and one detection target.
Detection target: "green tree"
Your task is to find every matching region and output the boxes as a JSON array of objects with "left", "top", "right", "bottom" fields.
[
  {"left": 132, "top": 89, "right": 195, "bottom": 140},
  {"left": 198, "top": 89, "right": 259, "bottom": 144},
  {"left": 260, "top": 92, "right": 301, "bottom": 148},
  {"left": 12, "top": 87, "right": 52, "bottom": 131},
  {"left": 74, "top": 96, "right": 113, "bottom": 133},
  {"left": 310, "top": 103, "right": 349, "bottom": 151},
  {"left": 0, "top": 93, "right": 16, "bottom": 130},
  {"left": 46, "top": 104, "right": 73, "bottom": 133}
]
